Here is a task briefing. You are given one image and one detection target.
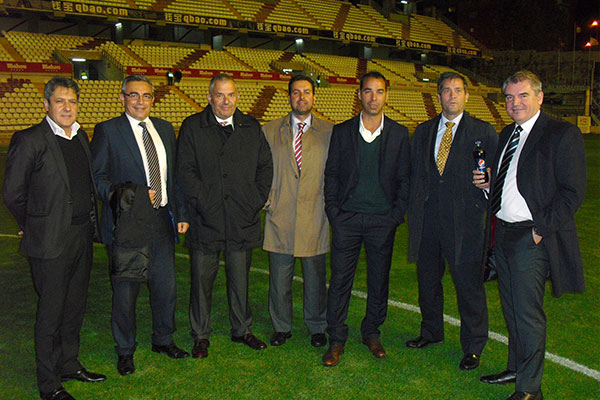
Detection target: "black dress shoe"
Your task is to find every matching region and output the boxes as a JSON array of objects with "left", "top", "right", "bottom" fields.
[
  {"left": 232, "top": 333, "right": 267, "bottom": 350},
  {"left": 270, "top": 331, "right": 292, "bottom": 346},
  {"left": 506, "top": 391, "right": 543, "bottom": 400},
  {"left": 480, "top": 369, "right": 517, "bottom": 385},
  {"left": 192, "top": 339, "right": 210, "bottom": 359},
  {"left": 151, "top": 342, "right": 190, "bottom": 359},
  {"left": 405, "top": 335, "right": 443, "bottom": 349},
  {"left": 459, "top": 353, "right": 480, "bottom": 370},
  {"left": 40, "top": 386, "right": 75, "bottom": 400},
  {"left": 310, "top": 333, "right": 327, "bottom": 347},
  {"left": 61, "top": 368, "right": 106, "bottom": 383},
  {"left": 117, "top": 354, "right": 135, "bottom": 376}
]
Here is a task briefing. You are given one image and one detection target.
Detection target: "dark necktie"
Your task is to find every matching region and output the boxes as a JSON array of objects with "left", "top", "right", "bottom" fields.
[
  {"left": 490, "top": 125, "right": 522, "bottom": 215},
  {"left": 139, "top": 121, "right": 162, "bottom": 209},
  {"left": 295, "top": 122, "right": 306, "bottom": 171},
  {"left": 220, "top": 121, "right": 234, "bottom": 136}
]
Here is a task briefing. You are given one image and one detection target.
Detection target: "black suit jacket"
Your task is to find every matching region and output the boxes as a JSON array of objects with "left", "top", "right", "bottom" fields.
[
  {"left": 91, "top": 113, "right": 187, "bottom": 246},
  {"left": 3, "top": 118, "right": 99, "bottom": 259},
  {"left": 408, "top": 112, "right": 498, "bottom": 265},
  {"left": 324, "top": 114, "right": 410, "bottom": 225},
  {"left": 485, "top": 111, "right": 586, "bottom": 297}
]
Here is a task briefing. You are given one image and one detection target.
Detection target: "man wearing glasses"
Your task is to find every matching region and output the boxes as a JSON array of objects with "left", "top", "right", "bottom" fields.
[{"left": 91, "top": 75, "right": 190, "bottom": 377}]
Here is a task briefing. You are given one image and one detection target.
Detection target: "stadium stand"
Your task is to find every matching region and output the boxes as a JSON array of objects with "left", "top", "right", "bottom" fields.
[{"left": 129, "top": 45, "right": 196, "bottom": 68}]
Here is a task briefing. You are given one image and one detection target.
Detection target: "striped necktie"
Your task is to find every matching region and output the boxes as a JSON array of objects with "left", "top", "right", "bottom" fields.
[
  {"left": 490, "top": 125, "right": 523, "bottom": 215},
  {"left": 139, "top": 121, "right": 162, "bottom": 208},
  {"left": 436, "top": 121, "right": 454, "bottom": 174},
  {"left": 295, "top": 122, "right": 305, "bottom": 172}
]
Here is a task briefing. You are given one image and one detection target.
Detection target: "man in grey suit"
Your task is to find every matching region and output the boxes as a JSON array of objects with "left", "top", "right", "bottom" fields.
[
  {"left": 475, "top": 71, "right": 586, "bottom": 400},
  {"left": 4, "top": 77, "right": 106, "bottom": 400},
  {"left": 406, "top": 72, "right": 497, "bottom": 371},
  {"left": 91, "top": 75, "right": 190, "bottom": 377},
  {"left": 262, "top": 75, "right": 333, "bottom": 348}
]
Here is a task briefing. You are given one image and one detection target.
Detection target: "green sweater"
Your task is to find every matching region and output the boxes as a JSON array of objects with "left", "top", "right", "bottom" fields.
[{"left": 342, "top": 134, "right": 391, "bottom": 214}]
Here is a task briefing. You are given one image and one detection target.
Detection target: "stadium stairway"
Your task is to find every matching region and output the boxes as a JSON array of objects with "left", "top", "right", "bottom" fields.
[
  {"left": 0, "top": 36, "right": 24, "bottom": 62},
  {"left": 255, "top": 3, "right": 276, "bottom": 23},
  {"left": 250, "top": 86, "right": 277, "bottom": 121},
  {"left": 174, "top": 49, "right": 209, "bottom": 69},
  {"left": 122, "top": 45, "right": 152, "bottom": 67},
  {"left": 422, "top": 93, "right": 438, "bottom": 119},
  {"left": 169, "top": 86, "right": 203, "bottom": 112},
  {"left": 332, "top": 3, "right": 351, "bottom": 31},
  {"left": 483, "top": 96, "right": 504, "bottom": 126}
]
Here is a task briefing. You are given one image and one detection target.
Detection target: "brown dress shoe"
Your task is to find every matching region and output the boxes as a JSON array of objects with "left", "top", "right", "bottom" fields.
[
  {"left": 322, "top": 344, "right": 345, "bottom": 367},
  {"left": 506, "top": 391, "right": 543, "bottom": 400},
  {"left": 362, "top": 337, "right": 386, "bottom": 358},
  {"left": 192, "top": 339, "right": 210, "bottom": 358}
]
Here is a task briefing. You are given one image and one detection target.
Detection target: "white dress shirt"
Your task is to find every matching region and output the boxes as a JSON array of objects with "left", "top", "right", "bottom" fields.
[
  {"left": 495, "top": 110, "right": 541, "bottom": 222},
  {"left": 46, "top": 115, "right": 80, "bottom": 140},
  {"left": 434, "top": 112, "right": 463, "bottom": 161},
  {"left": 292, "top": 113, "right": 312, "bottom": 143},
  {"left": 125, "top": 113, "right": 168, "bottom": 207},
  {"left": 359, "top": 112, "right": 384, "bottom": 143},
  {"left": 215, "top": 114, "right": 234, "bottom": 129}
]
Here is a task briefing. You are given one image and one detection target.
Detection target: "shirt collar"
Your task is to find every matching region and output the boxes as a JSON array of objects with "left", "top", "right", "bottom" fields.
[
  {"left": 359, "top": 112, "right": 384, "bottom": 135},
  {"left": 440, "top": 112, "right": 464, "bottom": 129},
  {"left": 125, "top": 112, "right": 151, "bottom": 131},
  {"left": 517, "top": 110, "right": 541, "bottom": 134},
  {"left": 291, "top": 113, "right": 312, "bottom": 132},
  {"left": 45, "top": 115, "right": 79, "bottom": 140},
  {"left": 214, "top": 114, "right": 234, "bottom": 127}
]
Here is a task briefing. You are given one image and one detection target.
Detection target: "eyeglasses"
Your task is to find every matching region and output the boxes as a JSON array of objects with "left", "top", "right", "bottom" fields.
[{"left": 123, "top": 92, "right": 154, "bottom": 101}]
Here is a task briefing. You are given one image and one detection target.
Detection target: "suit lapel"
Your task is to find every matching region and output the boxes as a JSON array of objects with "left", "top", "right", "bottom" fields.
[
  {"left": 351, "top": 116, "right": 360, "bottom": 168},
  {"left": 519, "top": 112, "right": 547, "bottom": 163},
  {"left": 283, "top": 114, "right": 300, "bottom": 175},
  {"left": 117, "top": 113, "right": 146, "bottom": 177},
  {"left": 425, "top": 115, "right": 441, "bottom": 174},
  {"left": 41, "top": 119, "right": 70, "bottom": 191}
]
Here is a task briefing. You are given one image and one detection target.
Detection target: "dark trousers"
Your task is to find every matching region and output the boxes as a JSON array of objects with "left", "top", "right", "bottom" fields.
[
  {"left": 326, "top": 211, "right": 397, "bottom": 345},
  {"left": 29, "top": 222, "right": 93, "bottom": 394},
  {"left": 110, "top": 208, "right": 177, "bottom": 356},
  {"left": 268, "top": 252, "right": 327, "bottom": 334},
  {"left": 416, "top": 206, "right": 488, "bottom": 355},
  {"left": 189, "top": 249, "right": 253, "bottom": 339},
  {"left": 495, "top": 221, "right": 548, "bottom": 393}
]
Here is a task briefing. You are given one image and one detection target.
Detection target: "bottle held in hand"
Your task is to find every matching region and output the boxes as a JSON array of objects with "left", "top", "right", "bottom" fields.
[{"left": 473, "top": 141, "right": 489, "bottom": 183}]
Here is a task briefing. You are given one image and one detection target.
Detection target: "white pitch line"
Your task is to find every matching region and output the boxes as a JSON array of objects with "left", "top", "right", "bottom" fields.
[{"left": 1, "top": 237, "right": 597, "bottom": 382}]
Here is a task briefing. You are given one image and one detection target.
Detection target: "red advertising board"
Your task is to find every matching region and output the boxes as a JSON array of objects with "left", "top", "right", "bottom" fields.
[{"left": 0, "top": 62, "right": 73, "bottom": 74}]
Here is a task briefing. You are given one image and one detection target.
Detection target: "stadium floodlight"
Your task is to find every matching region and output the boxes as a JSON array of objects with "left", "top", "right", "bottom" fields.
[
  {"left": 295, "top": 38, "right": 303, "bottom": 45},
  {"left": 71, "top": 58, "right": 87, "bottom": 62},
  {"left": 282, "top": 68, "right": 293, "bottom": 73},
  {"left": 400, "top": 0, "right": 408, "bottom": 4},
  {"left": 115, "top": 22, "right": 122, "bottom": 28}
]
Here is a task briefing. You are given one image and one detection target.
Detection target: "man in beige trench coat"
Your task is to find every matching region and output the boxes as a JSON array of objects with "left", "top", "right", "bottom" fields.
[{"left": 262, "top": 75, "right": 333, "bottom": 348}]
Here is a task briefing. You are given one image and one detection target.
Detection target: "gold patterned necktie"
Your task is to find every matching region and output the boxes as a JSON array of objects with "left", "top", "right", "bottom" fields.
[{"left": 436, "top": 121, "right": 455, "bottom": 175}]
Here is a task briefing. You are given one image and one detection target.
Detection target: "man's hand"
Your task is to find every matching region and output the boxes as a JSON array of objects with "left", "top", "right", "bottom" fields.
[
  {"left": 148, "top": 189, "right": 156, "bottom": 205},
  {"left": 532, "top": 228, "right": 542, "bottom": 245},
  {"left": 178, "top": 222, "right": 189, "bottom": 234},
  {"left": 473, "top": 168, "right": 491, "bottom": 190}
]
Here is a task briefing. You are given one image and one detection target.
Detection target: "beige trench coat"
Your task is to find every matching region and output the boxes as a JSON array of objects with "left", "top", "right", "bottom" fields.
[{"left": 262, "top": 113, "right": 333, "bottom": 257}]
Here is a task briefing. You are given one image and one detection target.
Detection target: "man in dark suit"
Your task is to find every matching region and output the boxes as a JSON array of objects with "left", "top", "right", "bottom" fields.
[
  {"left": 4, "top": 77, "right": 106, "bottom": 400},
  {"left": 406, "top": 72, "right": 497, "bottom": 370},
  {"left": 91, "top": 75, "right": 190, "bottom": 377},
  {"left": 322, "top": 71, "right": 410, "bottom": 367},
  {"left": 475, "top": 71, "right": 586, "bottom": 400},
  {"left": 177, "top": 74, "right": 272, "bottom": 358}
]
